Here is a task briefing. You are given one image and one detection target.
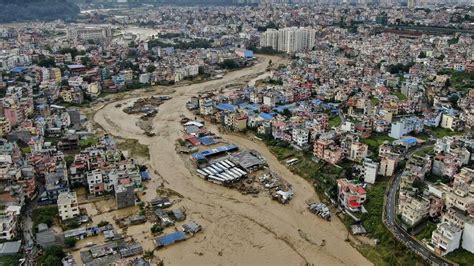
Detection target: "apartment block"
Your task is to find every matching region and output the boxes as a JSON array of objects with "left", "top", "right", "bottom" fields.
[{"left": 57, "top": 192, "right": 80, "bottom": 221}]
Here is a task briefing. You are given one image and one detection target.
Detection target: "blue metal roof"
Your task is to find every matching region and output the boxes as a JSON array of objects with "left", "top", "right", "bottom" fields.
[
  {"left": 192, "top": 144, "right": 238, "bottom": 161},
  {"left": 10, "top": 67, "right": 27, "bottom": 73},
  {"left": 199, "top": 136, "right": 217, "bottom": 146},
  {"left": 156, "top": 231, "right": 186, "bottom": 247},
  {"left": 401, "top": 137, "right": 417, "bottom": 144},
  {"left": 259, "top": 112, "right": 273, "bottom": 120},
  {"left": 215, "top": 103, "right": 237, "bottom": 112}
]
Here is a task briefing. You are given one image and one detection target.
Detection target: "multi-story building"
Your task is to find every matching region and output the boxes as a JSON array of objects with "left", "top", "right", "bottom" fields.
[
  {"left": 313, "top": 139, "right": 344, "bottom": 164},
  {"left": 292, "top": 127, "right": 309, "bottom": 147},
  {"left": 430, "top": 223, "right": 462, "bottom": 256},
  {"left": 260, "top": 27, "right": 316, "bottom": 54},
  {"left": 336, "top": 178, "right": 366, "bottom": 212},
  {"left": 349, "top": 142, "right": 368, "bottom": 162},
  {"left": 363, "top": 158, "right": 379, "bottom": 184},
  {"left": 57, "top": 192, "right": 79, "bottom": 221},
  {"left": 399, "top": 194, "right": 430, "bottom": 226},
  {"left": 378, "top": 154, "right": 398, "bottom": 177},
  {"left": 67, "top": 26, "right": 112, "bottom": 42},
  {"left": 0, "top": 206, "right": 19, "bottom": 240},
  {"left": 462, "top": 220, "right": 474, "bottom": 253},
  {"left": 115, "top": 183, "right": 135, "bottom": 209},
  {"left": 0, "top": 118, "right": 11, "bottom": 137},
  {"left": 87, "top": 170, "right": 105, "bottom": 196},
  {"left": 389, "top": 116, "right": 424, "bottom": 139}
]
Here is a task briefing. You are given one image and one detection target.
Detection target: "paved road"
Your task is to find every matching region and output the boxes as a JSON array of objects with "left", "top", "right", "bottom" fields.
[{"left": 384, "top": 145, "right": 453, "bottom": 266}]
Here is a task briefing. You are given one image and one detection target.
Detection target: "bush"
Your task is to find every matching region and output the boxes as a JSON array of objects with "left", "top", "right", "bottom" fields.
[
  {"left": 151, "top": 224, "right": 163, "bottom": 234},
  {"left": 97, "top": 221, "right": 109, "bottom": 227},
  {"left": 32, "top": 207, "right": 58, "bottom": 231},
  {"left": 38, "top": 246, "right": 65, "bottom": 266},
  {"left": 64, "top": 237, "right": 77, "bottom": 248}
]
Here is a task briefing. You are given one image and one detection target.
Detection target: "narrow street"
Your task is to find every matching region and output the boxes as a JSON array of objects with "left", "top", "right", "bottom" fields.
[{"left": 384, "top": 144, "right": 452, "bottom": 266}]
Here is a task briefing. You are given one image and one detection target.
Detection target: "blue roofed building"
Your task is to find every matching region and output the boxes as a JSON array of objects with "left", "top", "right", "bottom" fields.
[
  {"left": 215, "top": 103, "right": 237, "bottom": 112},
  {"left": 154, "top": 231, "right": 186, "bottom": 248}
]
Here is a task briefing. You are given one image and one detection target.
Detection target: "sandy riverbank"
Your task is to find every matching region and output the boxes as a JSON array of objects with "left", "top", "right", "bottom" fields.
[{"left": 92, "top": 55, "right": 371, "bottom": 266}]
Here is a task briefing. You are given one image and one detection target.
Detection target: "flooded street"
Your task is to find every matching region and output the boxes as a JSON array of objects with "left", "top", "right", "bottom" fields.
[{"left": 93, "top": 55, "right": 371, "bottom": 266}]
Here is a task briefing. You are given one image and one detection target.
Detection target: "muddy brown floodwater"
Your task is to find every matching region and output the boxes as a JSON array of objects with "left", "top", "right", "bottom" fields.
[{"left": 92, "top": 55, "right": 372, "bottom": 266}]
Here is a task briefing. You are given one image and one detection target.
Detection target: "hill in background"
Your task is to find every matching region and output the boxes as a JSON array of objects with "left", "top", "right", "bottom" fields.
[{"left": 0, "top": 0, "right": 80, "bottom": 23}]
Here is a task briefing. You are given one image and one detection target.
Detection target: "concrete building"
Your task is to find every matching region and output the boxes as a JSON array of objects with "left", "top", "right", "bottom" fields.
[
  {"left": 57, "top": 192, "right": 80, "bottom": 221},
  {"left": 0, "top": 207, "right": 18, "bottom": 240},
  {"left": 349, "top": 142, "right": 368, "bottom": 162},
  {"left": 260, "top": 27, "right": 316, "bottom": 54},
  {"left": 292, "top": 127, "right": 309, "bottom": 147},
  {"left": 115, "top": 184, "right": 135, "bottom": 209},
  {"left": 389, "top": 117, "right": 424, "bottom": 139},
  {"left": 67, "top": 26, "right": 112, "bottom": 42},
  {"left": 378, "top": 154, "right": 398, "bottom": 177},
  {"left": 363, "top": 158, "right": 379, "bottom": 184},
  {"left": 430, "top": 223, "right": 462, "bottom": 256},
  {"left": 400, "top": 195, "right": 430, "bottom": 226},
  {"left": 87, "top": 170, "right": 105, "bottom": 196},
  {"left": 336, "top": 178, "right": 366, "bottom": 212},
  {"left": 462, "top": 220, "right": 474, "bottom": 253}
]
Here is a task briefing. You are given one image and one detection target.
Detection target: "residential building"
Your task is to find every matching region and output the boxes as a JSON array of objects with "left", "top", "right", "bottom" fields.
[
  {"left": 430, "top": 223, "right": 462, "bottom": 256},
  {"left": 363, "top": 158, "right": 379, "bottom": 184},
  {"left": 57, "top": 192, "right": 80, "bottom": 221},
  {"left": 389, "top": 117, "right": 424, "bottom": 139},
  {"left": 115, "top": 183, "right": 135, "bottom": 209},
  {"left": 336, "top": 178, "right": 366, "bottom": 212},
  {"left": 260, "top": 27, "right": 316, "bottom": 54},
  {"left": 399, "top": 194, "right": 430, "bottom": 226},
  {"left": 87, "top": 170, "right": 105, "bottom": 196},
  {"left": 462, "top": 220, "right": 474, "bottom": 253},
  {"left": 378, "top": 154, "right": 398, "bottom": 177},
  {"left": 349, "top": 142, "right": 368, "bottom": 162}
]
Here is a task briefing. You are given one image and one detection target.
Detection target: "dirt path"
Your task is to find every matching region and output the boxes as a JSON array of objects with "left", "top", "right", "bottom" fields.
[{"left": 93, "top": 55, "right": 371, "bottom": 266}]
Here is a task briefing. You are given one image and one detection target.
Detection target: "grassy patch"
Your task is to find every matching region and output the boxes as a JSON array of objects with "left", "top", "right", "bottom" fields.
[
  {"left": 429, "top": 127, "right": 464, "bottom": 138},
  {"left": 361, "top": 133, "right": 395, "bottom": 154},
  {"left": 357, "top": 181, "right": 422, "bottom": 265},
  {"left": 415, "top": 222, "right": 437, "bottom": 241},
  {"left": 446, "top": 248, "right": 474, "bottom": 266},
  {"left": 117, "top": 139, "right": 150, "bottom": 159},
  {"left": 79, "top": 136, "right": 99, "bottom": 149},
  {"left": 370, "top": 97, "right": 380, "bottom": 106},
  {"left": 20, "top": 146, "right": 31, "bottom": 155},
  {"left": 328, "top": 115, "right": 342, "bottom": 128},
  {"left": 391, "top": 91, "right": 407, "bottom": 101},
  {"left": 439, "top": 69, "right": 474, "bottom": 93},
  {"left": 0, "top": 254, "right": 20, "bottom": 266},
  {"left": 414, "top": 146, "right": 434, "bottom": 157}
]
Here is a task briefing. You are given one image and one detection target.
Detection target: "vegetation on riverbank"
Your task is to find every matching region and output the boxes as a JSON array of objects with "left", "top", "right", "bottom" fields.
[{"left": 256, "top": 133, "right": 423, "bottom": 265}]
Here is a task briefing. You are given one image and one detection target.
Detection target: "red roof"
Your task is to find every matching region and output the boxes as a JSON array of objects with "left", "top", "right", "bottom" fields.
[
  {"left": 184, "top": 135, "right": 201, "bottom": 146},
  {"left": 349, "top": 200, "right": 361, "bottom": 208}
]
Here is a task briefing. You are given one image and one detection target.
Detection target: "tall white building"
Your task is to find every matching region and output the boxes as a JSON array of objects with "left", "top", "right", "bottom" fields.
[
  {"left": 57, "top": 192, "right": 80, "bottom": 221},
  {"left": 462, "top": 220, "right": 474, "bottom": 253},
  {"left": 363, "top": 158, "right": 379, "bottom": 184},
  {"left": 260, "top": 27, "right": 316, "bottom": 54},
  {"left": 430, "top": 223, "right": 462, "bottom": 256},
  {"left": 389, "top": 117, "right": 424, "bottom": 139}
]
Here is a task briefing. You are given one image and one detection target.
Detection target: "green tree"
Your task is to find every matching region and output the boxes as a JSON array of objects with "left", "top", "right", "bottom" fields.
[
  {"left": 146, "top": 65, "right": 156, "bottom": 73},
  {"left": 64, "top": 237, "right": 77, "bottom": 248}
]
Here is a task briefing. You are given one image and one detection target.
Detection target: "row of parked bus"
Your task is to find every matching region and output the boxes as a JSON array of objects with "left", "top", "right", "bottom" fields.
[{"left": 196, "top": 159, "right": 247, "bottom": 185}]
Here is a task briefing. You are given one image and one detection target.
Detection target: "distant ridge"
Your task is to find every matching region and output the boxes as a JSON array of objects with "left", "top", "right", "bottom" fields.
[{"left": 0, "top": 0, "right": 80, "bottom": 23}]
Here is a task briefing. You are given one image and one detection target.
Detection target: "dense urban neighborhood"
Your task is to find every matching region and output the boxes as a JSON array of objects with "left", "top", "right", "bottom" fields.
[{"left": 0, "top": 1, "right": 472, "bottom": 266}]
